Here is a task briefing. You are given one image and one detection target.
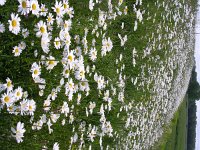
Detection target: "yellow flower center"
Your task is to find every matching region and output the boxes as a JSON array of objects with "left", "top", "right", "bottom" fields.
[
  {"left": 15, "top": 48, "right": 19, "bottom": 53},
  {"left": 68, "top": 55, "right": 73, "bottom": 62},
  {"left": 29, "top": 105, "right": 32, "bottom": 110},
  {"left": 40, "top": 26, "right": 45, "bottom": 33},
  {"left": 56, "top": 8, "right": 60, "bottom": 14},
  {"left": 7, "top": 81, "right": 11, "bottom": 87},
  {"left": 32, "top": 3, "right": 37, "bottom": 10},
  {"left": 8, "top": 106, "right": 13, "bottom": 111},
  {"left": 22, "top": 1, "right": 27, "bottom": 8},
  {"left": 17, "top": 91, "right": 20, "bottom": 97},
  {"left": 12, "top": 20, "right": 17, "bottom": 27},
  {"left": 34, "top": 69, "right": 38, "bottom": 75},
  {"left": 64, "top": 4, "right": 69, "bottom": 9},
  {"left": 49, "top": 61, "right": 54, "bottom": 65},
  {"left": 64, "top": 23, "right": 68, "bottom": 28},
  {"left": 65, "top": 69, "right": 69, "bottom": 74},
  {"left": 69, "top": 83, "right": 73, "bottom": 88},
  {"left": 106, "top": 43, "right": 110, "bottom": 47},
  {"left": 55, "top": 41, "right": 60, "bottom": 45},
  {"left": 48, "top": 17, "right": 52, "bottom": 22},
  {"left": 4, "top": 96, "right": 10, "bottom": 103},
  {"left": 81, "top": 82, "right": 85, "bottom": 86},
  {"left": 80, "top": 71, "right": 84, "bottom": 77}
]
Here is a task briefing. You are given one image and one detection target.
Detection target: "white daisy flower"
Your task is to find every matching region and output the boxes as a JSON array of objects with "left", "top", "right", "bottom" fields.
[
  {"left": 0, "top": 22, "right": 5, "bottom": 33},
  {"left": 40, "top": 4, "right": 48, "bottom": 16},
  {"left": 50, "top": 113, "right": 60, "bottom": 123},
  {"left": 46, "top": 13, "right": 54, "bottom": 25},
  {"left": 27, "top": 99, "right": 36, "bottom": 115},
  {"left": 52, "top": 1, "right": 64, "bottom": 17},
  {"left": 30, "top": 0, "right": 40, "bottom": 15},
  {"left": 20, "top": 99, "right": 28, "bottom": 115},
  {"left": 89, "top": 47, "right": 97, "bottom": 61},
  {"left": 4, "top": 77, "right": 13, "bottom": 92},
  {"left": 75, "top": 66, "right": 85, "bottom": 80},
  {"left": 12, "top": 46, "right": 22, "bottom": 57},
  {"left": 30, "top": 62, "right": 41, "bottom": 79},
  {"left": 101, "top": 37, "right": 113, "bottom": 56},
  {"left": 66, "top": 7, "right": 74, "bottom": 18},
  {"left": 63, "top": 0, "right": 69, "bottom": 12},
  {"left": 62, "top": 65, "right": 70, "bottom": 78},
  {"left": 35, "top": 20, "right": 47, "bottom": 37},
  {"left": 54, "top": 37, "right": 61, "bottom": 49},
  {"left": 18, "top": 0, "right": 30, "bottom": 15},
  {"left": 11, "top": 122, "right": 26, "bottom": 143},
  {"left": 66, "top": 50, "right": 75, "bottom": 69},
  {"left": 41, "top": 33, "right": 50, "bottom": 54},
  {"left": 0, "top": 0, "right": 6, "bottom": 6},
  {"left": 89, "top": 0, "right": 94, "bottom": 11},
  {"left": 75, "top": 46, "right": 82, "bottom": 57},
  {"left": 21, "top": 28, "right": 29, "bottom": 38},
  {"left": 18, "top": 41, "right": 26, "bottom": 50},
  {"left": 1, "top": 92, "right": 14, "bottom": 107},
  {"left": 8, "top": 13, "right": 21, "bottom": 35},
  {"left": 46, "top": 56, "right": 58, "bottom": 70},
  {"left": 14, "top": 87, "right": 23, "bottom": 101},
  {"left": 53, "top": 142, "right": 59, "bottom": 150},
  {"left": 63, "top": 19, "right": 72, "bottom": 31}
]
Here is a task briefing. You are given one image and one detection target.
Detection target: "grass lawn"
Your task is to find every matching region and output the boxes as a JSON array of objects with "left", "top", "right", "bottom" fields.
[
  {"left": 0, "top": 0, "right": 197, "bottom": 149},
  {"left": 153, "top": 94, "right": 188, "bottom": 150}
]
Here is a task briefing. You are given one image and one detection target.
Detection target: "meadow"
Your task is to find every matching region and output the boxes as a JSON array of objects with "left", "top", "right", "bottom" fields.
[{"left": 0, "top": 0, "right": 197, "bottom": 149}]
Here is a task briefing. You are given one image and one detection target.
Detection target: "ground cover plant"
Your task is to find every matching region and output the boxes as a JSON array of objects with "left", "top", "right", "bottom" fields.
[{"left": 0, "top": 0, "right": 197, "bottom": 149}]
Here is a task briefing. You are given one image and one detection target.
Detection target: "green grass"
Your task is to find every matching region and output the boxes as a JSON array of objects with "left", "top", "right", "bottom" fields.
[
  {"left": 0, "top": 0, "right": 197, "bottom": 149},
  {"left": 153, "top": 95, "right": 188, "bottom": 150}
]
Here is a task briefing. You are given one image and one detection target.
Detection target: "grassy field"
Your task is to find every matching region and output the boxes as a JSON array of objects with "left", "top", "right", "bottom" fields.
[
  {"left": 153, "top": 95, "right": 188, "bottom": 150},
  {"left": 0, "top": 0, "right": 197, "bottom": 149}
]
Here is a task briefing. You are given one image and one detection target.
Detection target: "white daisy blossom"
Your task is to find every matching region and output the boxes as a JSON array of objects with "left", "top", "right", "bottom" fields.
[
  {"left": 0, "top": 0, "right": 6, "bottom": 6},
  {"left": 18, "top": 41, "right": 26, "bottom": 50},
  {"left": 35, "top": 20, "right": 47, "bottom": 37},
  {"left": 46, "top": 56, "right": 58, "bottom": 70},
  {"left": 30, "top": 0, "right": 40, "bottom": 15},
  {"left": 27, "top": 99, "right": 36, "bottom": 115},
  {"left": 30, "top": 62, "right": 41, "bottom": 79},
  {"left": 21, "top": 28, "right": 29, "bottom": 38},
  {"left": 8, "top": 13, "right": 21, "bottom": 35},
  {"left": 118, "top": 34, "right": 127, "bottom": 47},
  {"left": 40, "top": 4, "right": 48, "bottom": 16},
  {"left": 0, "top": 22, "right": 5, "bottom": 33},
  {"left": 89, "top": 0, "right": 95, "bottom": 11},
  {"left": 52, "top": 1, "right": 64, "bottom": 17},
  {"left": 101, "top": 37, "right": 113, "bottom": 56},
  {"left": 62, "top": 65, "right": 70, "bottom": 78},
  {"left": 54, "top": 37, "right": 61, "bottom": 49},
  {"left": 20, "top": 99, "right": 28, "bottom": 115},
  {"left": 4, "top": 77, "right": 13, "bottom": 92},
  {"left": 63, "top": 19, "right": 72, "bottom": 31},
  {"left": 41, "top": 33, "right": 50, "bottom": 54},
  {"left": 75, "top": 66, "right": 85, "bottom": 80},
  {"left": 1, "top": 92, "right": 14, "bottom": 107},
  {"left": 50, "top": 113, "right": 60, "bottom": 123},
  {"left": 53, "top": 142, "right": 59, "bottom": 150},
  {"left": 18, "top": 0, "right": 30, "bottom": 15},
  {"left": 46, "top": 13, "right": 55, "bottom": 25},
  {"left": 89, "top": 47, "right": 97, "bottom": 61},
  {"left": 61, "top": 101, "right": 70, "bottom": 116},
  {"left": 14, "top": 87, "right": 23, "bottom": 101},
  {"left": 11, "top": 122, "right": 26, "bottom": 143},
  {"left": 12, "top": 46, "right": 22, "bottom": 57}
]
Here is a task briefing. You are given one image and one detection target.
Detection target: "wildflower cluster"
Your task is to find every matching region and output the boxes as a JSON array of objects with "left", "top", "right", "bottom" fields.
[{"left": 0, "top": 0, "right": 196, "bottom": 149}]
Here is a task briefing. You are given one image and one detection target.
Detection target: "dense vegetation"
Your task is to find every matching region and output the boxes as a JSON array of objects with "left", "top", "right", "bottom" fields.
[{"left": 0, "top": 0, "right": 197, "bottom": 149}]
